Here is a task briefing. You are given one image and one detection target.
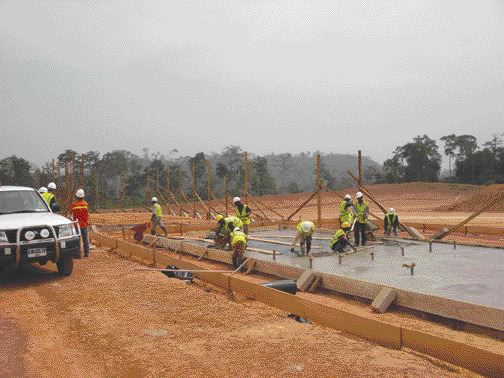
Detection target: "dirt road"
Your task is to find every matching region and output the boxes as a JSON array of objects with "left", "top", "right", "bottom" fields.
[{"left": 0, "top": 251, "right": 471, "bottom": 377}]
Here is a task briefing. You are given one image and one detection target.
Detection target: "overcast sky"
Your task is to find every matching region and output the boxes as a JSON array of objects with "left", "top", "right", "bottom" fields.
[{"left": 1, "top": 0, "right": 503, "bottom": 166}]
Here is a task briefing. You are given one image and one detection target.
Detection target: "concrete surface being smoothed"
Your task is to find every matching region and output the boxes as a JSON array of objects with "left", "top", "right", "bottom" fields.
[{"left": 193, "top": 230, "right": 504, "bottom": 310}]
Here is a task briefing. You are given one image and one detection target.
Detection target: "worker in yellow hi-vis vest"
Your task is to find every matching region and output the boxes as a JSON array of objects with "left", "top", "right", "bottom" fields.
[
  {"left": 150, "top": 197, "right": 167, "bottom": 236},
  {"left": 230, "top": 227, "right": 248, "bottom": 269},
  {"left": 352, "top": 192, "right": 369, "bottom": 246},
  {"left": 290, "top": 220, "right": 315, "bottom": 256},
  {"left": 233, "top": 197, "right": 252, "bottom": 234}
]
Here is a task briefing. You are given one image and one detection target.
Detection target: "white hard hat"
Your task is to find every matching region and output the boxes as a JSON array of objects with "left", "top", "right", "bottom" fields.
[
  {"left": 48, "top": 182, "right": 56, "bottom": 190},
  {"left": 301, "top": 222, "right": 313, "bottom": 232},
  {"left": 151, "top": 197, "right": 158, "bottom": 202},
  {"left": 39, "top": 187, "right": 47, "bottom": 193},
  {"left": 389, "top": 208, "right": 395, "bottom": 214},
  {"left": 233, "top": 197, "right": 241, "bottom": 203},
  {"left": 233, "top": 227, "right": 241, "bottom": 232},
  {"left": 356, "top": 191, "right": 363, "bottom": 199},
  {"left": 76, "top": 189, "right": 85, "bottom": 198},
  {"left": 344, "top": 194, "right": 351, "bottom": 200}
]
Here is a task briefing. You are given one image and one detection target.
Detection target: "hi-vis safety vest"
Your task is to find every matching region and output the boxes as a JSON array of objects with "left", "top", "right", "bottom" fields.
[
  {"left": 225, "top": 216, "right": 243, "bottom": 231},
  {"left": 355, "top": 201, "right": 369, "bottom": 224},
  {"left": 152, "top": 203, "right": 162, "bottom": 218},
  {"left": 296, "top": 221, "right": 315, "bottom": 237},
  {"left": 339, "top": 200, "right": 353, "bottom": 223},
  {"left": 329, "top": 229, "right": 346, "bottom": 249},
  {"left": 385, "top": 212, "right": 397, "bottom": 225},
  {"left": 235, "top": 204, "right": 251, "bottom": 225},
  {"left": 230, "top": 230, "right": 247, "bottom": 248},
  {"left": 41, "top": 192, "right": 54, "bottom": 206}
]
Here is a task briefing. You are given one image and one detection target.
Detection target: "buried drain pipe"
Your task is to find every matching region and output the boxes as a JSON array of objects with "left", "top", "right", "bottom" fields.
[
  {"left": 370, "top": 251, "right": 374, "bottom": 261},
  {"left": 400, "top": 247, "right": 404, "bottom": 256},
  {"left": 338, "top": 254, "right": 343, "bottom": 265},
  {"left": 402, "top": 262, "right": 416, "bottom": 275},
  {"left": 429, "top": 241, "right": 433, "bottom": 252},
  {"left": 453, "top": 240, "right": 457, "bottom": 250}
]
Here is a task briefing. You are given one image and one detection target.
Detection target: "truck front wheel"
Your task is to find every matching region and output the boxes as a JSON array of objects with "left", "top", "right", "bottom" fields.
[{"left": 57, "top": 256, "right": 73, "bottom": 276}]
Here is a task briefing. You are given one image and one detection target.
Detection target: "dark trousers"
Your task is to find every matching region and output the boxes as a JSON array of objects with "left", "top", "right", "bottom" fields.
[
  {"left": 81, "top": 227, "right": 89, "bottom": 255},
  {"left": 331, "top": 238, "right": 348, "bottom": 253},
  {"left": 354, "top": 223, "right": 367, "bottom": 246}
]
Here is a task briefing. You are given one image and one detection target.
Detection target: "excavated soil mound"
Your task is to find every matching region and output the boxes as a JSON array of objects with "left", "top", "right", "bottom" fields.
[{"left": 436, "top": 184, "right": 504, "bottom": 212}]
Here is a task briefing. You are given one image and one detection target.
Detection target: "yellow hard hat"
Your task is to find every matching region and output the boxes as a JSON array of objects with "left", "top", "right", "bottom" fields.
[
  {"left": 215, "top": 214, "right": 224, "bottom": 222},
  {"left": 341, "top": 222, "right": 351, "bottom": 229}
]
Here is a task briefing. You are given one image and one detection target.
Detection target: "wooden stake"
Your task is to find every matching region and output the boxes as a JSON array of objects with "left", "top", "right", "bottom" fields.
[
  {"left": 286, "top": 191, "right": 318, "bottom": 220},
  {"left": 316, "top": 154, "right": 322, "bottom": 227},
  {"left": 244, "top": 151, "right": 249, "bottom": 205},
  {"left": 51, "top": 159, "right": 55, "bottom": 182},
  {"left": 57, "top": 160, "right": 61, "bottom": 195},
  {"left": 71, "top": 157, "right": 76, "bottom": 196},
  {"left": 225, "top": 175, "right": 229, "bottom": 216},
  {"left": 358, "top": 150, "right": 363, "bottom": 188},
  {"left": 94, "top": 168, "right": 99, "bottom": 209},
  {"left": 81, "top": 153, "right": 85, "bottom": 189},
  {"left": 192, "top": 160, "right": 196, "bottom": 218},
  {"left": 207, "top": 160, "right": 212, "bottom": 219}
]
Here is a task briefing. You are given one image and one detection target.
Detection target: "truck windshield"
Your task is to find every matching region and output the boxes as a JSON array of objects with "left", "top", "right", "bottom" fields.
[{"left": 0, "top": 190, "right": 49, "bottom": 215}]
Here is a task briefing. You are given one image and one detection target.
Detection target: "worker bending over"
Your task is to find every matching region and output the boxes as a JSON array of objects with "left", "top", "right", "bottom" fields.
[
  {"left": 233, "top": 197, "right": 252, "bottom": 234},
  {"left": 69, "top": 189, "right": 90, "bottom": 257},
  {"left": 339, "top": 194, "right": 354, "bottom": 226},
  {"left": 290, "top": 220, "right": 315, "bottom": 256},
  {"left": 353, "top": 192, "right": 369, "bottom": 246},
  {"left": 41, "top": 182, "right": 59, "bottom": 212},
  {"left": 213, "top": 215, "right": 243, "bottom": 249},
  {"left": 230, "top": 227, "right": 247, "bottom": 269},
  {"left": 384, "top": 208, "right": 399, "bottom": 237},
  {"left": 151, "top": 197, "right": 167, "bottom": 236},
  {"left": 329, "top": 222, "right": 356, "bottom": 253}
]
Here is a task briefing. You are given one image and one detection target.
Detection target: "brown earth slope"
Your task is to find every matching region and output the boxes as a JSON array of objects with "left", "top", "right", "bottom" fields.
[{"left": 436, "top": 184, "right": 504, "bottom": 212}]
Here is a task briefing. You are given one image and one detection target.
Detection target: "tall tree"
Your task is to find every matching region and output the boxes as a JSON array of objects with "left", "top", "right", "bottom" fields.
[
  {"left": 385, "top": 135, "right": 441, "bottom": 182},
  {"left": 0, "top": 156, "right": 34, "bottom": 187},
  {"left": 250, "top": 157, "right": 276, "bottom": 195},
  {"left": 440, "top": 134, "right": 458, "bottom": 177}
]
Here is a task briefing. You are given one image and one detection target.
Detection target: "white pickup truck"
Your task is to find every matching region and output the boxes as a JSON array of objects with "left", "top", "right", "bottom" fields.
[{"left": 0, "top": 185, "right": 81, "bottom": 276}]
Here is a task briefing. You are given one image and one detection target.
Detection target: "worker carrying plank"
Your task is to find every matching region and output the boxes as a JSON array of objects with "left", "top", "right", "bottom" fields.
[
  {"left": 290, "top": 220, "right": 315, "bottom": 256},
  {"left": 230, "top": 227, "right": 247, "bottom": 269},
  {"left": 150, "top": 197, "right": 167, "bottom": 236},
  {"left": 329, "top": 222, "right": 356, "bottom": 253},
  {"left": 233, "top": 197, "right": 252, "bottom": 235},
  {"left": 352, "top": 191, "right": 369, "bottom": 246},
  {"left": 213, "top": 214, "right": 243, "bottom": 249},
  {"left": 384, "top": 208, "right": 399, "bottom": 237},
  {"left": 339, "top": 194, "right": 354, "bottom": 226}
]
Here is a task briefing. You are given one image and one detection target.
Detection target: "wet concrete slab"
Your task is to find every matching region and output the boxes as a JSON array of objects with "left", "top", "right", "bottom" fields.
[{"left": 194, "top": 230, "right": 504, "bottom": 309}]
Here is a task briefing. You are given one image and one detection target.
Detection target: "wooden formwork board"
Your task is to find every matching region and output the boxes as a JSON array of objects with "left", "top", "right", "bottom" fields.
[
  {"left": 229, "top": 277, "right": 402, "bottom": 349},
  {"left": 402, "top": 328, "right": 504, "bottom": 378},
  {"left": 142, "top": 234, "right": 504, "bottom": 332},
  {"left": 90, "top": 232, "right": 504, "bottom": 377}
]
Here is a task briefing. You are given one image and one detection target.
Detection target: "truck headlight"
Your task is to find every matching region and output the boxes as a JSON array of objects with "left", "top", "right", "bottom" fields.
[
  {"left": 0, "top": 231, "right": 8, "bottom": 243},
  {"left": 25, "top": 231, "right": 35, "bottom": 241},
  {"left": 58, "top": 224, "right": 75, "bottom": 238}
]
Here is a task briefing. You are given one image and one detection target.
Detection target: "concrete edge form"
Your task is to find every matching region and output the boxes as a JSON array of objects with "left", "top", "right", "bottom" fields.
[
  {"left": 91, "top": 232, "right": 504, "bottom": 377},
  {"left": 139, "top": 233, "right": 504, "bottom": 332}
]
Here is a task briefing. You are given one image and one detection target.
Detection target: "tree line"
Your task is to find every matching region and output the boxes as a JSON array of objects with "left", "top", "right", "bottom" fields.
[
  {"left": 1, "top": 133, "right": 502, "bottom": 208},
  {"left": 381, "top": 133, "right": 504, "bottom": 184}
]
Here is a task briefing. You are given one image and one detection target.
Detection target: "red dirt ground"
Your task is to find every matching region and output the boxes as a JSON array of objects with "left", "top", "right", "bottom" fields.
[{"left": 0, "top": 250, "right": 475, "bottom": 377}]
